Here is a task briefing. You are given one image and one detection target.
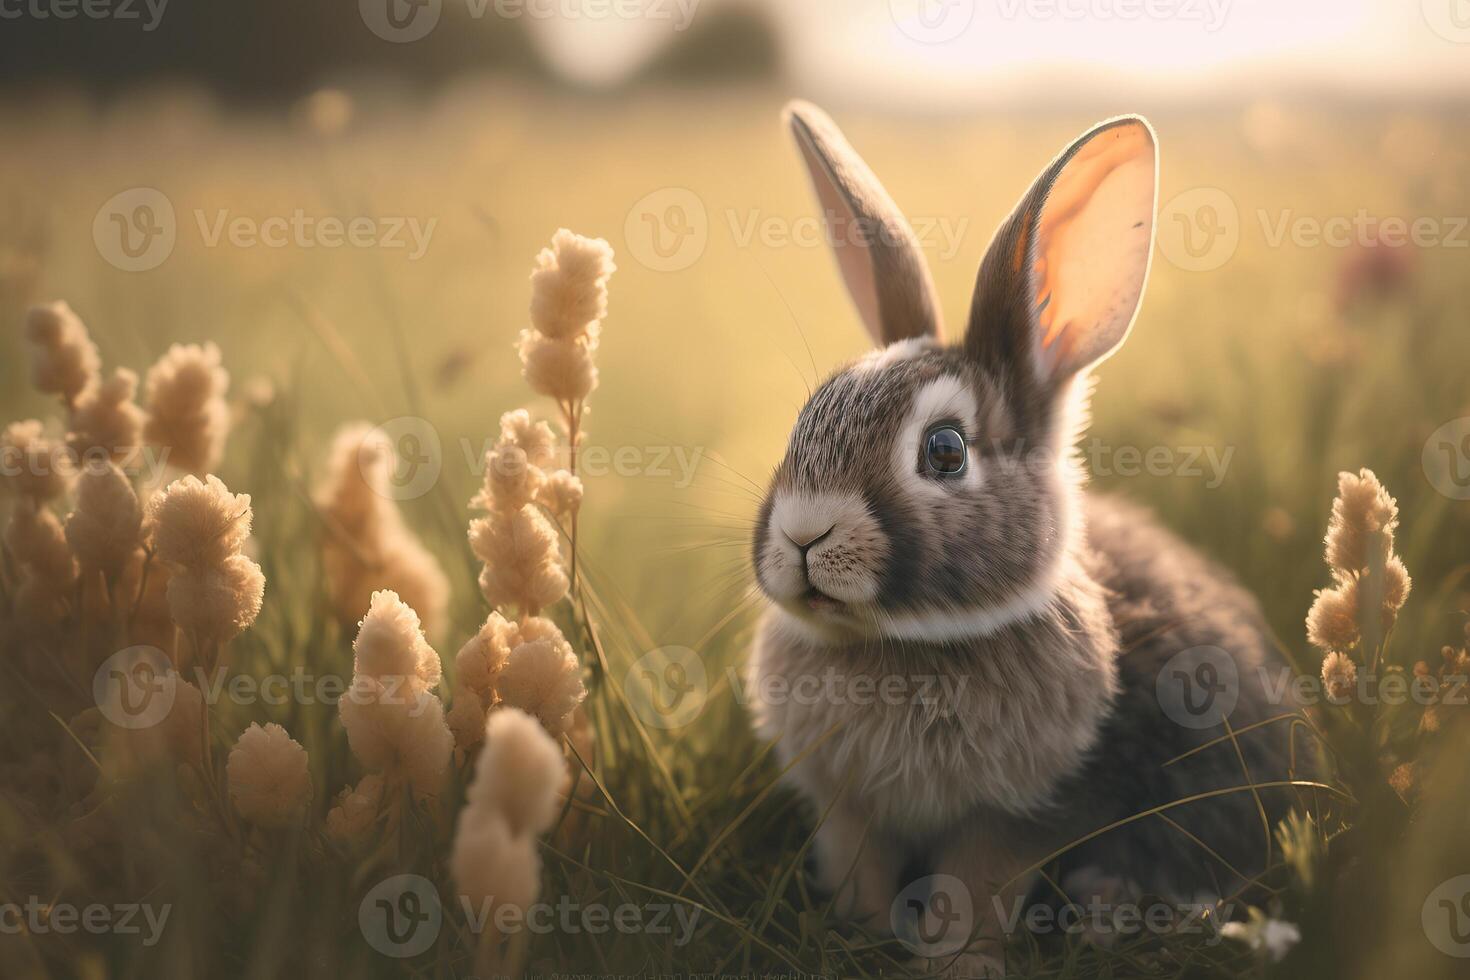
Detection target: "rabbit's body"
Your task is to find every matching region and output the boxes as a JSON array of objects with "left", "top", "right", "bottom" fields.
[
  {"left": 750, "top": 492, "right": 1299, "bottom": 921},
  {"left": 749, "top": 103, "right": 1308, "bottom": 968}
]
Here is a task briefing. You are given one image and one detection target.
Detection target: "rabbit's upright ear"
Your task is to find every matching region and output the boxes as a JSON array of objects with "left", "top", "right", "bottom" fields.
[
  {"left": 786, "top": 101, "right": 944, "bottom": 346},
  {"left": 965, "top": 117, "right": 1157, "bottom": 390}
]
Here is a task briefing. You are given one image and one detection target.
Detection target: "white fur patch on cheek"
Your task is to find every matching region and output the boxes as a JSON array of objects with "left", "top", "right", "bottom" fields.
[{"left": 757, "top": 523, "right": 808, "bottom": 599}]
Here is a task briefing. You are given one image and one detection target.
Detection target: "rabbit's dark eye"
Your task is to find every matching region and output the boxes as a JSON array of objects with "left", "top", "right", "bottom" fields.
[{"left": 924, "top": 426, "right": 967, "bottom": 476}]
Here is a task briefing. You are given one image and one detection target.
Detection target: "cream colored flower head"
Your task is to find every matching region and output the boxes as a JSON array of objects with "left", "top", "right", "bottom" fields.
[
  {"left": 476, "top": 410, "right": 559, "bottom": 512},
  {"left": 68, "top": 367, "right": 146, "bottom": 463},
  {"left": 499, "top": 410, "right": 557, "bottom": 470},
  {"left": 450, "top": 707, "right": 565, "bottom": 912},
  {"left": 341, "top": 591, "right": 453, "bottom": 797},
  {"left": 25, "top": 300, "right": 100, "bottom": 403},
  {"left": 321, "top": 423, "right": 393, "bottom": 513},
  {"left": 326, "top": 772, "right": 386, "bottom": 844},
  {"left": 1320, "top": 650, "right": 1357, "bottom": 703},
  {"left": 470, "top": 707, "right": 569, "bottom": 836},
  {"left": 5, "top": 496, "right": 77, "bottom": 586},
  {"left": 1306, "top": 579, "right": 1359, "bottom": 653},
  {"left": 149, "top": 474, "right": 253, "bottom": 570},
  {"left": 496, "top": 627, "right": 586, "bottom": 736},
  {"left": 528, "top": 229, "right": 615, "bottom": 343},
  {"left": 339, "top": 679, "right": 453, "bottom": 798},
  {"left": 450, "top": 809, "right": 542, "bottom": 915},
  {"left": 65, "top": 461, "right": 143, "bottom": 575},
  {"left": 316, "top": 424, "right": 451, "bottom": 640},
  {"left": 165, "top": 554, "right": 265, "bottom": 642},
  {"left": 446, "top": 693, "right": 489, "bottom": 753},
  {"left": 1, "top": 420, "right": 74, "bottom": 502},
  {"left": 227, "top": 722, "right": 313, "bottom": 827},
  {"left": 1325, "top": 468, "right": 1398, "bottom": 574},
  {"left": 454, "top": 611, "right": 520, "bottom": 702},
  {"left": 519, "top": 330, "right": 598, "bottom": 404},
  {"left": 143, "top": 341, "right": 231, "bottom": 474},
  {"left": 469, "top": 506, "right": 568, "bottom": 614},
  {"left": 536, "top": 470, "right": 584, "bottom": 519},
  {"left": 353, "top": 589, "right": 442, "bottom": 691}
]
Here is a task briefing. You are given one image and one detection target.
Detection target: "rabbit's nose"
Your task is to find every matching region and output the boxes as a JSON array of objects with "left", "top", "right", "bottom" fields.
[{"left": 783, "top": 523, "right": 835, "bottom": 554}]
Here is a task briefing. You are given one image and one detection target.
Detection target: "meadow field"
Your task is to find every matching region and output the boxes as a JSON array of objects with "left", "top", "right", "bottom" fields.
[{"left": 1, "top": 83, "right": 1469, "bottom": 978}]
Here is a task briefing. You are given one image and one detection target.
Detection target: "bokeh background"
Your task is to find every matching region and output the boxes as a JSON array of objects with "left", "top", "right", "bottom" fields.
[{"left": 2, "top": 0, "right": 1470, "bottom": 976}]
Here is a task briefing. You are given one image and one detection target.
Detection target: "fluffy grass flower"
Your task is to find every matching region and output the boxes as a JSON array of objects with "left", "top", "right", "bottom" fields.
[
  {"left": 316, "top": 424, "right": 450, "bottom": 638},
  {"left": 65, "top": 461, "right": 143, "bottom": 577},
  {"left": 4, "top": 497, "right": 77, "bottom": 623},
  {"left": 471, "top": 411, "right": 560, "bottom": 513},
  {"left": 496, "top": 628, "right": 586, "bottom": 737},
  {"left": 24, "top": 300, "right": 100, "bottom": 406},
  {"left": 68, "top": 367, "right": 146, "bottom": 463},
  {"left": 1306, "top": 469, "right": 1411, "bottom": 657},
  {"left": 1306, "top": 579, "right": 1360, "bottom": 653},
  {"left": 165, "top": 554, "right": 265, "bottom": 643},
  {"left": 340, "top": 681, "right": 453, "bottom": 798},
  {"left": 519, "top": 331, "right": 598, "bottom": 403},
  {"left": 536, "top": 469, "right": 583, "bottom": 519},
  {"left": 469, "top": 505, "right": 568, "bottom": 616},
  {"left": 326, "top": 772, "right": 385, "bottom": 844},
  {"left": 466, "top": 707, "right": 568, "bottom": 836},
  {"left": 451, "top": 612, "right": 516, "bottom": 714},
  {"left": 1, "top": 420, "right": 73, "bottom": 502},
  {"left": 340, "top": 591, "right": 453, "bottom": 798},
  {"left": 1324, "top": 468, "right": 1398, "bottom": 575},
  {"left": 227, "top": 722, "right": 312, "bottom": 828},
  {"left": 1321, "top": 650, "right": 1358, "bottom": 702},
  {"left": 450, "top": 708, "right": 566, "bottom": 974},
  {"left": 148, "top": 474, "right": 253, "bottom": 570},
  {"left": 352, "top": 589, "right": 442, "bottom": 692},
  {"left": 448, "top": 613, "right": 567, "bottom": 750},
  {"left": 528, "top": 229, "right": 615, "bottom": 343},
  {"left": 143, "top": 341, "right": 230, "bottom": 474}
]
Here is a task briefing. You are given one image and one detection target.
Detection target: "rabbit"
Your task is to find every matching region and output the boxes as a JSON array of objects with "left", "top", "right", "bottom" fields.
[{"left": 746, "top": 102, "right": 1311, "bottom": 974}]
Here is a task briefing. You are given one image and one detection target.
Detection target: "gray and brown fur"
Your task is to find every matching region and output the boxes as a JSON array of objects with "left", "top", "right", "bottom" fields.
[{"left": 747, "top": 103, "right": 1306, "bottom": 971}]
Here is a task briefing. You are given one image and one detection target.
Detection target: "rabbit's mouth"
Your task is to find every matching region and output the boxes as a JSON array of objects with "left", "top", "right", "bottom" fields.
[{"left": 801, "top": 586, "right": 845, "bottom": 614}]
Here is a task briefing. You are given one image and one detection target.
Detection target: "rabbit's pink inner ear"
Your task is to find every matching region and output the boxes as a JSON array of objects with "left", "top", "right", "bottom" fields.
[
  {"left": 786, "top": 101, "right": 944, "bottom": 347},
  {"left": 1028, "top": 119, "right": 1158, "bottom": 381},
  {"left": 793, "top": 132, "right": 885, "bottom": 340}
]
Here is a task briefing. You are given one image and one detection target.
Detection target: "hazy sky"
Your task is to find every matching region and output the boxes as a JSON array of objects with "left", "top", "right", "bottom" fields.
[{"left": 521, "top": 0, "right": 1470, "bottom": 105}]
